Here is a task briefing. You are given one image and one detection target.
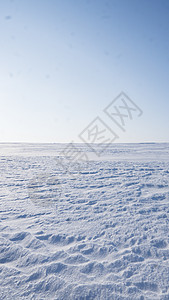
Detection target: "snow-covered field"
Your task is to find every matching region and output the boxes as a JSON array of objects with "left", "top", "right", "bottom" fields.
[{"left": 0, "top": 143, "right": 169, "bottom": 300}]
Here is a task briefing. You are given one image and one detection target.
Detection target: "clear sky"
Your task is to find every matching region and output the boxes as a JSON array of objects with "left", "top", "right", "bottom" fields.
[{"left": 0, "top": 0, "right": 169, "bottom": 143}]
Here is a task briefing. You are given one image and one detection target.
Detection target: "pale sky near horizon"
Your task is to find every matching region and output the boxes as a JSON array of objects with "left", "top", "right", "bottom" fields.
[{"left": 0, "top": 0, "right": 169, "bottom": 143}]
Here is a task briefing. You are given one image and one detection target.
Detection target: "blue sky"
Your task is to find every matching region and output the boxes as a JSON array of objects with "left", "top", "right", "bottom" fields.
[{"left": 0, "top": 0, "right": 169, "bottom": 143}]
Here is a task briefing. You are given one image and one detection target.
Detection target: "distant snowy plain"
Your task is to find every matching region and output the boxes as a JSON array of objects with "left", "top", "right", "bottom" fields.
[{"left": 0, "top": 143, "right": 169, "bottom": 300}]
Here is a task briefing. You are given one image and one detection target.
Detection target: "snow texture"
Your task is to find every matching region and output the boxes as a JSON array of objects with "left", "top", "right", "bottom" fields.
[{"left": 0, "top": 143, "right": 169, "bottom": 300}]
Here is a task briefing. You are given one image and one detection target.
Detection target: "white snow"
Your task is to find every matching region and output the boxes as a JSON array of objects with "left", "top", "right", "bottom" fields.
[{"left": 0, "top": 143, "right": 169, "bottom": 299}]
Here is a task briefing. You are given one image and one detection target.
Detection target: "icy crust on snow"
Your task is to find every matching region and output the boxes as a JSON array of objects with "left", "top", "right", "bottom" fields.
[{"left": 0, "top": 143, "right": 169, "bottom": 299}]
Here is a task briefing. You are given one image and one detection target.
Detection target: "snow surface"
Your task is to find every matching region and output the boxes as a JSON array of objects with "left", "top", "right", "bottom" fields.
[{"left": 0, "top": 143, "right": 169, "bottom": 300}]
